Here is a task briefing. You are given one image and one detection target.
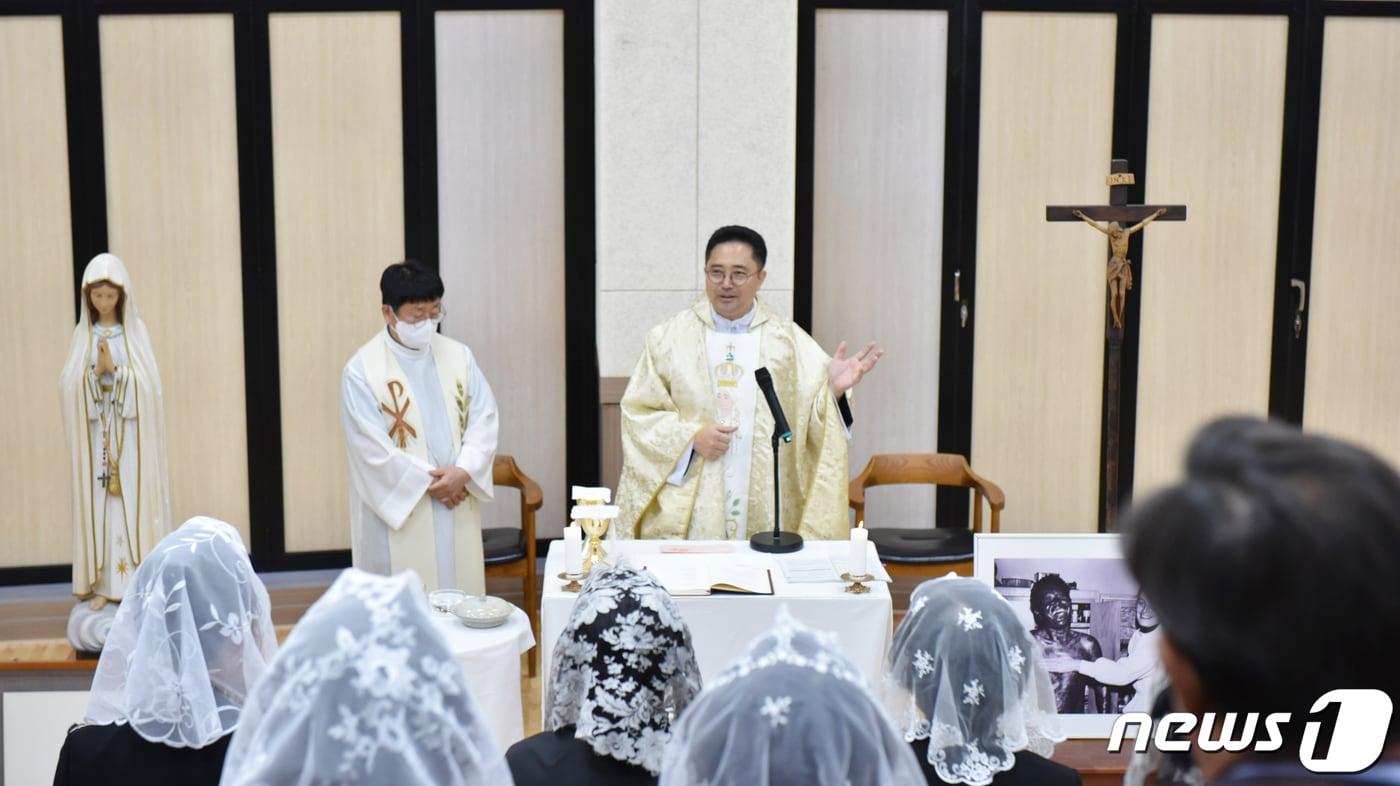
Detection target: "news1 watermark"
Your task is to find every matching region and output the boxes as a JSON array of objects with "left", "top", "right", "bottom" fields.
[{"left": 1108, "top": 689, "right": 1395, "bottom": 773}]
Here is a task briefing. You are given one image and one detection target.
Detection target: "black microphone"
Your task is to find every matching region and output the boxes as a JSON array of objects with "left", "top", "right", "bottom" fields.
[
  {"left": 754, "top": 367, "right": 792, "bottom": 443},
  {"left": 750, "top": 366, "right": 802, "bottom": 553}
]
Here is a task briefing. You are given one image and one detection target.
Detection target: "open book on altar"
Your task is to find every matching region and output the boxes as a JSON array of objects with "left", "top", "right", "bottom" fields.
[{"left": 635, "top": 554, "right": 774, "bottom": 596}]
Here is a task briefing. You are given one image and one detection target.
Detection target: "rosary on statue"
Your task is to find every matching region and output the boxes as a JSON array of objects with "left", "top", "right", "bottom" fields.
[
  {"left": 96, "top": 374, "right": 128, "bottom": 497},
  {"left": 91, "top": 332, "right": 130, "bottom": 498},
  {"left": 1047, "top": 159, "right": 1186, "bottom": 530}
]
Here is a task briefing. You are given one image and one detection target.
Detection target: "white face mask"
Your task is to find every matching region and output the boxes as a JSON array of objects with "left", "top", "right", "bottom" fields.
[{"left": 393, "top": 317, "right": 438, "bottom": 350}]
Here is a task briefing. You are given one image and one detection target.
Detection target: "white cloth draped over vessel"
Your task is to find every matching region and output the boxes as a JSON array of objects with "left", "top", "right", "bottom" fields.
[
  {"left": 341, "top": 329, "right": 498, "bottom": 593},
  {"left": 59, "top": 253, "right": 172, "bottom": 601}
]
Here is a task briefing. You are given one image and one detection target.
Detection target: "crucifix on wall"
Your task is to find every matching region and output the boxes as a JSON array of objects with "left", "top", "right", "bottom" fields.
[{"left": 1047, "top": 159, "right": 1186, "bottom": 531}]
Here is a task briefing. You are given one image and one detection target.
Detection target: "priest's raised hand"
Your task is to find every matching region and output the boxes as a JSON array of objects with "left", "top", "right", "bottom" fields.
[{"left": 828, "top": 340, "right": 884, "bottom": 398}]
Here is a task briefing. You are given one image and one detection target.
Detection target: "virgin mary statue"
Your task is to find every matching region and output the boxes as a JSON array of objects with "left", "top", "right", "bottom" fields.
[{"left": 60, "top": 253, "right": 172, "bottom": 612}]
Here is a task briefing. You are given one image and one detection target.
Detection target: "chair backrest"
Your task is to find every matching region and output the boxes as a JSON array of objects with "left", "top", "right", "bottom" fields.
[
  {"left": 491, "top": 455, "right": 543, "bottom": 538},
  {"left": 848, "top": 453, "right": 1005, "bottom": 533}
]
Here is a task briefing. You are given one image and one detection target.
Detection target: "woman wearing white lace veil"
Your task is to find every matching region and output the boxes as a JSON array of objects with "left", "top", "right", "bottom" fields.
[
  {"left": 885, "top": 575, "right": 1077, "bottom": 786},
  {"left": 659, "top": 608, "right": 924, "bottom": 786},
  {"left": 60, "top": 253, "right": 172, "bottom": 612},
  {"left": 54, "top": 517, "right": 276, "bottom": 785},
  {"left": 221, "top": 568, "right": 513, "bottom": 786},
  {"left": 510, "top": 564, "right": 701, "bottom": 786}
]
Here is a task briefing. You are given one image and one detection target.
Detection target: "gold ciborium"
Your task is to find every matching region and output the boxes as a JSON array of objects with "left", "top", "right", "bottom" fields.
[
  {"left": 570, "top": 503, "right": 618, "bottom": 575},
  {"left": 569, "top": 485, "right": 616, "bottom": 575}
]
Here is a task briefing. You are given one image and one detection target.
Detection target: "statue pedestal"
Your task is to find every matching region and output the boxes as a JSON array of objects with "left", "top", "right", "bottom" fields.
[{"left": 67, "top": 601, "right": 117, "bottom": 657}]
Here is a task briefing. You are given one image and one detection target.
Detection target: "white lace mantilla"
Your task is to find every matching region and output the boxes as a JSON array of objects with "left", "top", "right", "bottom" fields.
[
  {"left": 658, "top": 607, "right": 926, "bottom": 786},
  {"left": 83, "top": 517, "right": 275, "bottom": 749},
  {"left": 884, "top": 574, "right": 1065, "bottom": 786},
  {"left": 220, "top": 568, "right": 512, "bottom": 786}
]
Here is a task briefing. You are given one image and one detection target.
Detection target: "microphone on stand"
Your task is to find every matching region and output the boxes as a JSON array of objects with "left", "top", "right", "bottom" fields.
[
  {"left": 750, "top": 367, "right": 803, "bottom": 553},
  {"left": 756, "top": 368, "right": 792, "bottom": 443}
]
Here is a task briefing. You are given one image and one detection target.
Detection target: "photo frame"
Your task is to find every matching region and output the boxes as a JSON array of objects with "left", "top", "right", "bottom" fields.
[{"left": 973, "top": 533, "right": 1161, "bottom": 738}]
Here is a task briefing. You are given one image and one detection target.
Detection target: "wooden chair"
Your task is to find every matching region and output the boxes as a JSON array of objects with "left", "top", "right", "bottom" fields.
[
  {"left": 483, "top": 454, "right": 542, "bottom": 676},
  {"left": 848, "top": 453, "right": 1004, "bottom": 578}
]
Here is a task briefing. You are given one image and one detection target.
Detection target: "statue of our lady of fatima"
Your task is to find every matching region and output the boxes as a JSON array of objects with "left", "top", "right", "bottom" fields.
[{"left": 59, "top": 254, "right": 172, "bottom": 633}]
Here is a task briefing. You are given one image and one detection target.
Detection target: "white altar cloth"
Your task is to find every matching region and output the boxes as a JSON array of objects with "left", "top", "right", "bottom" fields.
[{"left": 540, "top": 540, "right": 892, "bottom": 703}]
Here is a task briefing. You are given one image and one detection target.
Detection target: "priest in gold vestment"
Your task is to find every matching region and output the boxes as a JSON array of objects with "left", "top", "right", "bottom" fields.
[{"left": 617, "top": 226, "right": 882, "bottom": 541}]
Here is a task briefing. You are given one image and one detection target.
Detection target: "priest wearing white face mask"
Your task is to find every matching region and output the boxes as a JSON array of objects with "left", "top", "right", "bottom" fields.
[{"left": 340, "top": 260, "right": 499, "bottom": 593}]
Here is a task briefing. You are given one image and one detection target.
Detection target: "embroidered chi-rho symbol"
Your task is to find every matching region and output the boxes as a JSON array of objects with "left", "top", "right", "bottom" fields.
[{"left": 381, "top": 380, "right": 417, "bottom": 448}]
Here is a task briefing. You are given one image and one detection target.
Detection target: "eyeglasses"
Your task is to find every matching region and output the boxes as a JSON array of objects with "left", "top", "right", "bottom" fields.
[
  {"left": 397, "top": 304, "right": 446, "bottom": 325},
  {"left": 705, "top": 268, "right": 755, "bottom": 286}
]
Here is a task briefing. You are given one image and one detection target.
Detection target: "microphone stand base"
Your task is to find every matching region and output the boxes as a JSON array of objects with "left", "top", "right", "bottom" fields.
[{"left": 750, "top": 530, "right": 804, "bottom": 554}]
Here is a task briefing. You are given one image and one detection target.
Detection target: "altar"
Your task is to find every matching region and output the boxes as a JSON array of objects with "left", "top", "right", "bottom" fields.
[{"left": 539, "top": 539, "right": 893, "bottom": 701}]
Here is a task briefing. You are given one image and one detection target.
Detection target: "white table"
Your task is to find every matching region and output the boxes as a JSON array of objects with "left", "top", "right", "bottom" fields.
[
  {"left": 4, "top": 689, "right": 89, "bottom": 786},
  {"left": 540, "top": 540, "right": 892, "bottom": 702},
  {"left": 432, "top": 606, "right": 535, "bottom": 748}
]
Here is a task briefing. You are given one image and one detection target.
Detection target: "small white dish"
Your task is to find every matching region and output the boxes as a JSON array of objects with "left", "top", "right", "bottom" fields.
[
  {"left": 452, "top": 595, "right": 513, "bottom": 629},
  {"left": 429, "top": 589, "right": 467, "bottom": 615}
]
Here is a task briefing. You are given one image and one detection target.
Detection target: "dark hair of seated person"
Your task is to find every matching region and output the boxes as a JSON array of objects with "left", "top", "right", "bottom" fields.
[{"left": 1123, "top": 416, "right": 1400, "bottom": 777}]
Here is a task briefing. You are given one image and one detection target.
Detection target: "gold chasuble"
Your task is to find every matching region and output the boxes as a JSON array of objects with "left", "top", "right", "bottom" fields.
[{"left": 617, "top": 297, "right": 849, "bottom": 540}]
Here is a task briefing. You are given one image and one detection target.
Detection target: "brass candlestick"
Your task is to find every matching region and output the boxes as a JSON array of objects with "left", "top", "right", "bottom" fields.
[
  {"left": 841, "top": 572, "right": 873, "bottom": 595},
  {"left": 557, "top": 571, "right": 585, "bottom": 593}
]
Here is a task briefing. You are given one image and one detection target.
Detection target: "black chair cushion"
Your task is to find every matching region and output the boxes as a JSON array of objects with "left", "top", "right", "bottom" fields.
[
  {"left": 482, "top": 527, "right": 526, "bottom": 564},
  {"left": 867, "top": 527, "right": 973, "bottom": 563}
]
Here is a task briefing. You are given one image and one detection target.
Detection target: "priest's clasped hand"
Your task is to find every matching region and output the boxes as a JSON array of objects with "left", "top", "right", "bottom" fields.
[
  {"left": 828, "top": 340, "right": 884, "bottom": 398},
  {"left": 695, "top": 423, "right": 738, "bottom": 461},
  {"left": 427, "top": 466, "right": 471, "bottom": 509}
]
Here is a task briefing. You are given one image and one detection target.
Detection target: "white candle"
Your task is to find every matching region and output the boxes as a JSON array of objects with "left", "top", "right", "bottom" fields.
[
  {"left": 564, "top": 525, "right": 582, "bottom": 574},
  {"left": 850, "top": 525, "right": 869, "bottom": 577}
]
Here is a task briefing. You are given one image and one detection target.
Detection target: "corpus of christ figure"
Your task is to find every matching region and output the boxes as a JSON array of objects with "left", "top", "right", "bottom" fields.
[{"left": 1070, "top": 207, "right": 1167, "bottom": 329}]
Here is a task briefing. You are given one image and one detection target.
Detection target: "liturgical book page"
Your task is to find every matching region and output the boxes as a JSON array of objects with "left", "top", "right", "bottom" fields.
[{"left": 635, "top": 554, "right": 774, "bottom": 596}]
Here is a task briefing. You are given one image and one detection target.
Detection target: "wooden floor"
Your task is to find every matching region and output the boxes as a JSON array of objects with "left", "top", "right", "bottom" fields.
[{"left": 0, "top": 572, "right": 1126, "bottom": 782}]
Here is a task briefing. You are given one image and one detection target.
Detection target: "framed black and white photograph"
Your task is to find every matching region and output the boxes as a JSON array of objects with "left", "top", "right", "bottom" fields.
[{"left": 974, "top": 534, "right": 1161, "bottom": 738}]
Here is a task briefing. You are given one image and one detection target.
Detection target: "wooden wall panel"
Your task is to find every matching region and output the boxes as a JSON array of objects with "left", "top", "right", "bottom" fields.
[
  {"left": 269, "top": 12, "right": 405, "bottom": 552},
  {"left": 436, "top": 10, "right": 568, "bottom": 536},
  {"left": 0, "top": 17, "right": 75, "bottom": 567},
  {"left": 811, "top": 9, "right": 947, "bottom": 529},
  {"left": 100, "top": 14, "right": 251, "bottom": 542},
  {"left": 1304, "top": 18, "right": 1400, "bottom": 469},
  {"left": 971, "top": 12, "right": 1117, "bottom": 533},
  {"left": 1132, "top": 14, "right": 1286, "bottom": 495}
]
